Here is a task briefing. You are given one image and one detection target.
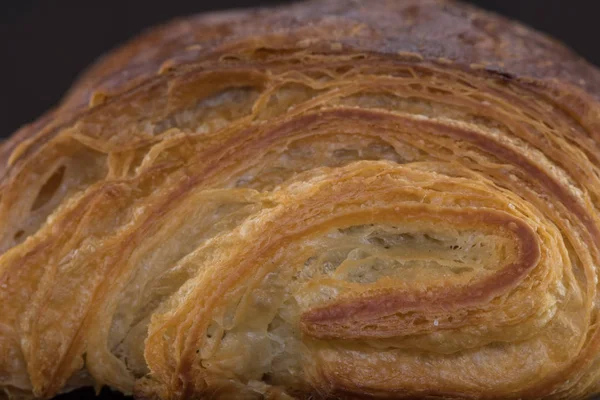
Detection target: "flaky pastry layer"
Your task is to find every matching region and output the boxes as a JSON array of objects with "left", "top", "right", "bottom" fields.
[{"left": 1, "top": 1, "right": 600, "bottom": 399}]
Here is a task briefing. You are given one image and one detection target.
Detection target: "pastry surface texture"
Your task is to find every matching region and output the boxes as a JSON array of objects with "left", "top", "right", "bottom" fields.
[{"left": 1, "top": 0, "right": 600, "bottom": 399}]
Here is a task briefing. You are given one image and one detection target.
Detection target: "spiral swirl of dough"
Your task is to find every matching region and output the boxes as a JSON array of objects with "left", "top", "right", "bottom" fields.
[{"left": 1, "top": 1, "right": 600, "bottom": 399}]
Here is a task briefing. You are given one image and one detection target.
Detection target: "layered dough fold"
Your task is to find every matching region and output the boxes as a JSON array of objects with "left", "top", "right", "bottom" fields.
[{"left": 1, "top": 0, "right": 600, "bottom": 399}]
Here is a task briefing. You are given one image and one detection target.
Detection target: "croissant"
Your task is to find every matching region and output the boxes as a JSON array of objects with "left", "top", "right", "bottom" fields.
[{"left": 1, "top": 0, "right": 600, "bottom": 399}]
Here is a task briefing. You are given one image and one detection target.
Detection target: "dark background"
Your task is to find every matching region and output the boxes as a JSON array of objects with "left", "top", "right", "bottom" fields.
[{"left": 0, "top": 0, "right": 598, "bottom": 399}]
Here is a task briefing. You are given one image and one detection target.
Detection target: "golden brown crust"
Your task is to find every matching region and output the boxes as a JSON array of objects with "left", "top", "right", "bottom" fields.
[
  {"left": 4, "top": 0, "right": 600, "bottom": 176},
  {"left": 1, "top": 1, "right": 600, "bottom": 399}
]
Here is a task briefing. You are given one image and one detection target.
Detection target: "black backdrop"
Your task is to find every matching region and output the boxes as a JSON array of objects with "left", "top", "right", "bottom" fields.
[{"left": 1, "top": 1, "right": 599, "bottom": 399}]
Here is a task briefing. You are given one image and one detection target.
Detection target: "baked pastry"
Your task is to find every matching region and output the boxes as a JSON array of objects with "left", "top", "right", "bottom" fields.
[{"left": 1, "top": 0, "right": 600, "bottom": 399}]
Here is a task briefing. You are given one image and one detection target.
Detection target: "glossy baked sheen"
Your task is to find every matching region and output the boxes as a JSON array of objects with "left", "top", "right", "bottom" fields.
[{"left": 1, "top": 0, "right": 600, "bottom": 399}]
